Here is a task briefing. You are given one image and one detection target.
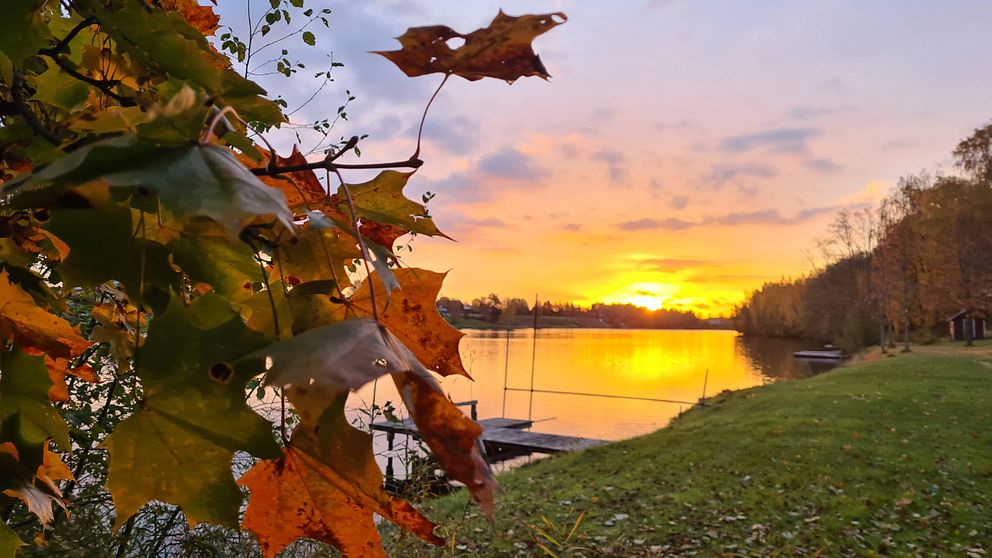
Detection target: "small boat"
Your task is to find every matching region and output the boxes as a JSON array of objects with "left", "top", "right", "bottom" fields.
[{"left": 793, "top": 349, "right": 844, "bottom": 360}]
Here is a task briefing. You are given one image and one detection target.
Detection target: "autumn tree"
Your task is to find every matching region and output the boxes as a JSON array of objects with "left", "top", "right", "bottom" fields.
[
  {"left": 915, "top": 176, "right": 992, "bottom": 345},
  {"left": 953, "top": 121, "right": 992, "bottom": 184},
  {"left": 0, "top": 2, "right": 565, "bottom": 556}
]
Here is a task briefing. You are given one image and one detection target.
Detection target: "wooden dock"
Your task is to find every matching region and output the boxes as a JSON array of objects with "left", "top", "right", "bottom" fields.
[{"left": 371, "top": 401, "right": 606, "bottom": 473}]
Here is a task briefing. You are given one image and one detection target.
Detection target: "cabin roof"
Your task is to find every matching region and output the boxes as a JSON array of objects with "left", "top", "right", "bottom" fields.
[{"left": 947, "top": 309, "right": 986, "bottom": 321}]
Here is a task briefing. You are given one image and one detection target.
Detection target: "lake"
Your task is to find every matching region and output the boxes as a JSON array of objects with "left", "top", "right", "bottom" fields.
[{"left": 348, "top": 328, "right": 838, "bottom": 443}]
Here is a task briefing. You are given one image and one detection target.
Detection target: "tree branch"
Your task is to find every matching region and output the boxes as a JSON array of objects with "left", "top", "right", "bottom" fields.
[
  {"left": 36, "top": 16, "right": 136, "bottom": 106},
  {"left": 11, "top": 73, "right": 60, "bottom": 145},
  {"left": 250, "top": 156, "right": 422, "bottom": 177},
  {"left": 38, "top": 16, "right": 98, "bottom": 57},
  {"left": 44, "top": 55, "right": 137, "bottom": 107}
]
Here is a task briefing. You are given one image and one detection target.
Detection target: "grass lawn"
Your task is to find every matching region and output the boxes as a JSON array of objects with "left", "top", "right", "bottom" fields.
[{"left": 386, "top": 348, "right": 992, "bottom": 557}]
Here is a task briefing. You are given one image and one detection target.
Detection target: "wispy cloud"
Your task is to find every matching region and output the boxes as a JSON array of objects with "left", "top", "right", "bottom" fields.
[
  {"left": 439, "top": 214, "right": 509, "bottom": 238},
  {"left": 788, "top": 105, "right": 854, "bottom": 120},
  {"left": 705, "top": 162, "right": 778, "bottom": 183},
  {"left": 418, "top": 114, "right": 480, "bottom": 155},
  {"left": 616, "top": 205, "right": 840, "bottom": 231},
  {"left": 422, "top": 146, "right": 548, "bottom": 204},
  {"left": 654, "top": 118, "right": 693, "bottom": 131},
  {"left": 805, "top": 158, "right": 843, "bottom": 173},
  {"left": 636, "top": 258, "right": 710, "bottom": 272},
  {"left": 667, "top": 195, "right": 689, "bottom": 209},
  {"left": 720, "top": 127, "right": 821, "bottom": 154},
  {"left": 591, "top": 148, "right": 627, "bottom": 183},
  {"left": 477, "top": 147, "right": 547, "bottom": 181},
  {"left": 617, "top": 217, "right": 694, "bottom": 231}
]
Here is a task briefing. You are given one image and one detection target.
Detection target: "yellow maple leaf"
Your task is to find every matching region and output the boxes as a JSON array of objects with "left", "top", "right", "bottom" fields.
[{"left": 0, "top": 270, "right": 91, "bottom": 360}]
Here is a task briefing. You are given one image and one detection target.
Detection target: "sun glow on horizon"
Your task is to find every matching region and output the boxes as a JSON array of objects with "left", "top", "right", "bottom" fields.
[
  {"left": 583, "top": 277, "right": 746, "bottom": 317},
  {"left": 600, "top": 282, "right": 677, "bottom": 312}
]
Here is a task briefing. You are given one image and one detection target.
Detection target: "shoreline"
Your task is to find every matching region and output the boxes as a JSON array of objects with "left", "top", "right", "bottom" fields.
[{"left": 388, "top": 340, "right": 992, "bottom": 556}]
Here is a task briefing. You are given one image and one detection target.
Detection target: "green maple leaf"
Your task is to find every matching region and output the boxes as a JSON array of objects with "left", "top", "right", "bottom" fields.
[
  {"left": 0, "top": 0, "right": 52, "bottom": 69},
  {"left": 338, "top": 171, "right": 449, "bottom": 239},
  {"left": 0, "top": 521, "right": 24, "bottom": 558},
  {"left": 277, "top": 224, "right": 359, "bottom": 286},
  {"left": 90, "top": 2, "right": 284, "bottom": 127},
  {"left": 244, "top": 282, "right": 293, "bottom": 340},
  {"left": 254, "top": 318, "right": 411, "bottom": 393},
  {"left": 165, "top": 218, "right": 263, "bottom": 303},
  {"left": 45, "top": 205, "right": 181, "bottom": 305},
  {"left": 103, "top": 294, "right": 279, "bottom": 529},
  {"left": 0, "top": 348, "right": 69, "bottom": 451},
  {"left": 29, "top": 65, "right": 90, "bottom": 111},
  {"left": 4, "top": 136, "right": 294, "bottom": 238}
]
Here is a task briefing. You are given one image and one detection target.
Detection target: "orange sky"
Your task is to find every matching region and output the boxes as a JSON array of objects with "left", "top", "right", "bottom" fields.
[{"left": 225, "top": 1, "right": 992, "bottom": 316}]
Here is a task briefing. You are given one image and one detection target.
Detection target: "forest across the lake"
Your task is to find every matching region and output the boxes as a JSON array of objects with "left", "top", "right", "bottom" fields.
[
  {"left": 435, "top": 295, "right": 732, "bottom": 330},
  {"left": 735, "top": 122, "right": 992, "bottom": 353}
]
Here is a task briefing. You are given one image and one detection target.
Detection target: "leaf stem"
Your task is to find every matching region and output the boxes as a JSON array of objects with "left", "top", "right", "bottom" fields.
[
  {"left": 332, "top": 168, "right": 380, "bottom": 324},
  {"left": 243, "top": 237, "right": 281, "bottom": 339},
  {"left": 280, "top": 390, "right": 288, "bottom": 445},
  {"left": 200, "top": 106, "right": 239, "bottom": 145},
  {"left": 413, "top": 73, "right": 450, "bottom": 159}
]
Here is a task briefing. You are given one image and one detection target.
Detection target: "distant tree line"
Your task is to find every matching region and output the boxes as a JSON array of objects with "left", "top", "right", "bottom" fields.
[
  {"left": 437, "top": 294, "right": 721, "bottom": 329},
  {"left": 735, "top": 121, "right": 992, "bottom": 351}
]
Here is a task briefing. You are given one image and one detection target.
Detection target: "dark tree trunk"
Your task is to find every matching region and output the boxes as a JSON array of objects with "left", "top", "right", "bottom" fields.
[{"left": 879, "top": 315, "right": 887, "bottom": 353}]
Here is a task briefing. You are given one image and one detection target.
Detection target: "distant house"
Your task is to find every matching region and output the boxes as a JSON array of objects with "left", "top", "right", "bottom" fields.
[{"left": 947, "top": 309, "right": 986, "bottom": 341}]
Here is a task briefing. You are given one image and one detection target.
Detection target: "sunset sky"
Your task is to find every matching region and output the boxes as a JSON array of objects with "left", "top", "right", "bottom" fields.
[{"left": 224, "top": 1, "right": 992, "bottom": 316}]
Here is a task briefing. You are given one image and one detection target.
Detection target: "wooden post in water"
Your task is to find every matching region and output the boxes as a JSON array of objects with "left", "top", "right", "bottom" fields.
[
  {"left": 501, "top": 323, "right": 510, "bottom": 418},
  {"left": 699, "top": 368, "right": 709, "bottom": 406},
  {"left": 527, "top": 294, "right": 539, "bottom": 422},
  {"left": 385, "top": 431, "right": 395, "bottom": 480}
]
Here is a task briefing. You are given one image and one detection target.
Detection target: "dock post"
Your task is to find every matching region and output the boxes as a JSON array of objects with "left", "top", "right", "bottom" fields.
[
  {"left": 470, "top": 401, "right": 478, "bottom": 421},
  {"left": 385, "top": 432, "right": 395, "bottom": 480}
]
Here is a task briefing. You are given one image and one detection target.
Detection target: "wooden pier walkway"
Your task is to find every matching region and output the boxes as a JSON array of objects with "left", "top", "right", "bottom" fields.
[{"left": 371, "top": 401, "right": 606, "bottom": 471}]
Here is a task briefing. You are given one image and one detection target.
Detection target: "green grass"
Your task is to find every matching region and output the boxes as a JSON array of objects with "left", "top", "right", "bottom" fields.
[{"left": 387, "top": 352, "right": 992, "bottom": 557}]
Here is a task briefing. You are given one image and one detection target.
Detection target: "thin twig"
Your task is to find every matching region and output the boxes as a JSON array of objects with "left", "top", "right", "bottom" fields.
[
  {"left": 285, "top": 54, "right": 337, "bottom": 118},
  {"left": 243, "top": 0, "right": 253, "bottom": 78},
  {"left": 326, "top": 135, "right": 358, "bottom": 164},
  {"left": 11, "top": 72, "right": 60, "bottom": 145},
  {"left": 115, "top": 516, "right": 136, "bottom": 558},
  {"left": 413, "top": 73, "right": 450, "bottom": 159},
  {"left": 147, "top": 507, "right": 182, "bottom": 556}
]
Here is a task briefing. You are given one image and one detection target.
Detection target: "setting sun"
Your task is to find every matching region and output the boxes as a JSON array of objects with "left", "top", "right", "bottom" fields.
[{"left": 599, "top": 282, "right": 678, "bottom": 311}]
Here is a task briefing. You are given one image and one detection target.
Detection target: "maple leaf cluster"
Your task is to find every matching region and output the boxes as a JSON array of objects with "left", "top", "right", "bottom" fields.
[{"left": 0, "top": 1, "right": 563, "bottom": 556}]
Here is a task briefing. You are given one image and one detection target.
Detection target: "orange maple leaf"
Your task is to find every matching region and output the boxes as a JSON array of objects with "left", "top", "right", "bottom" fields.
[
  {"left": 160, "top": 0, "right": 220, "bottom": 36},
  {"left": 0, "top": 271, "right": 91, "bottom": 360},
  {"left": 240, "top": 446, "right": 441, "bottom": 558},
  {"left": 375, "top": 11, "right": 567, "bottom": 83},
  {"left": 348, "top": 268, "right": 469, "bottom": 378}
]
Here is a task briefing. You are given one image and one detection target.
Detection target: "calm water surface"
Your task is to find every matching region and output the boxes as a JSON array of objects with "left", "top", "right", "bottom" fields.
[{"left": 348, "top": 329, "right": 836, "bottom": 442}]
